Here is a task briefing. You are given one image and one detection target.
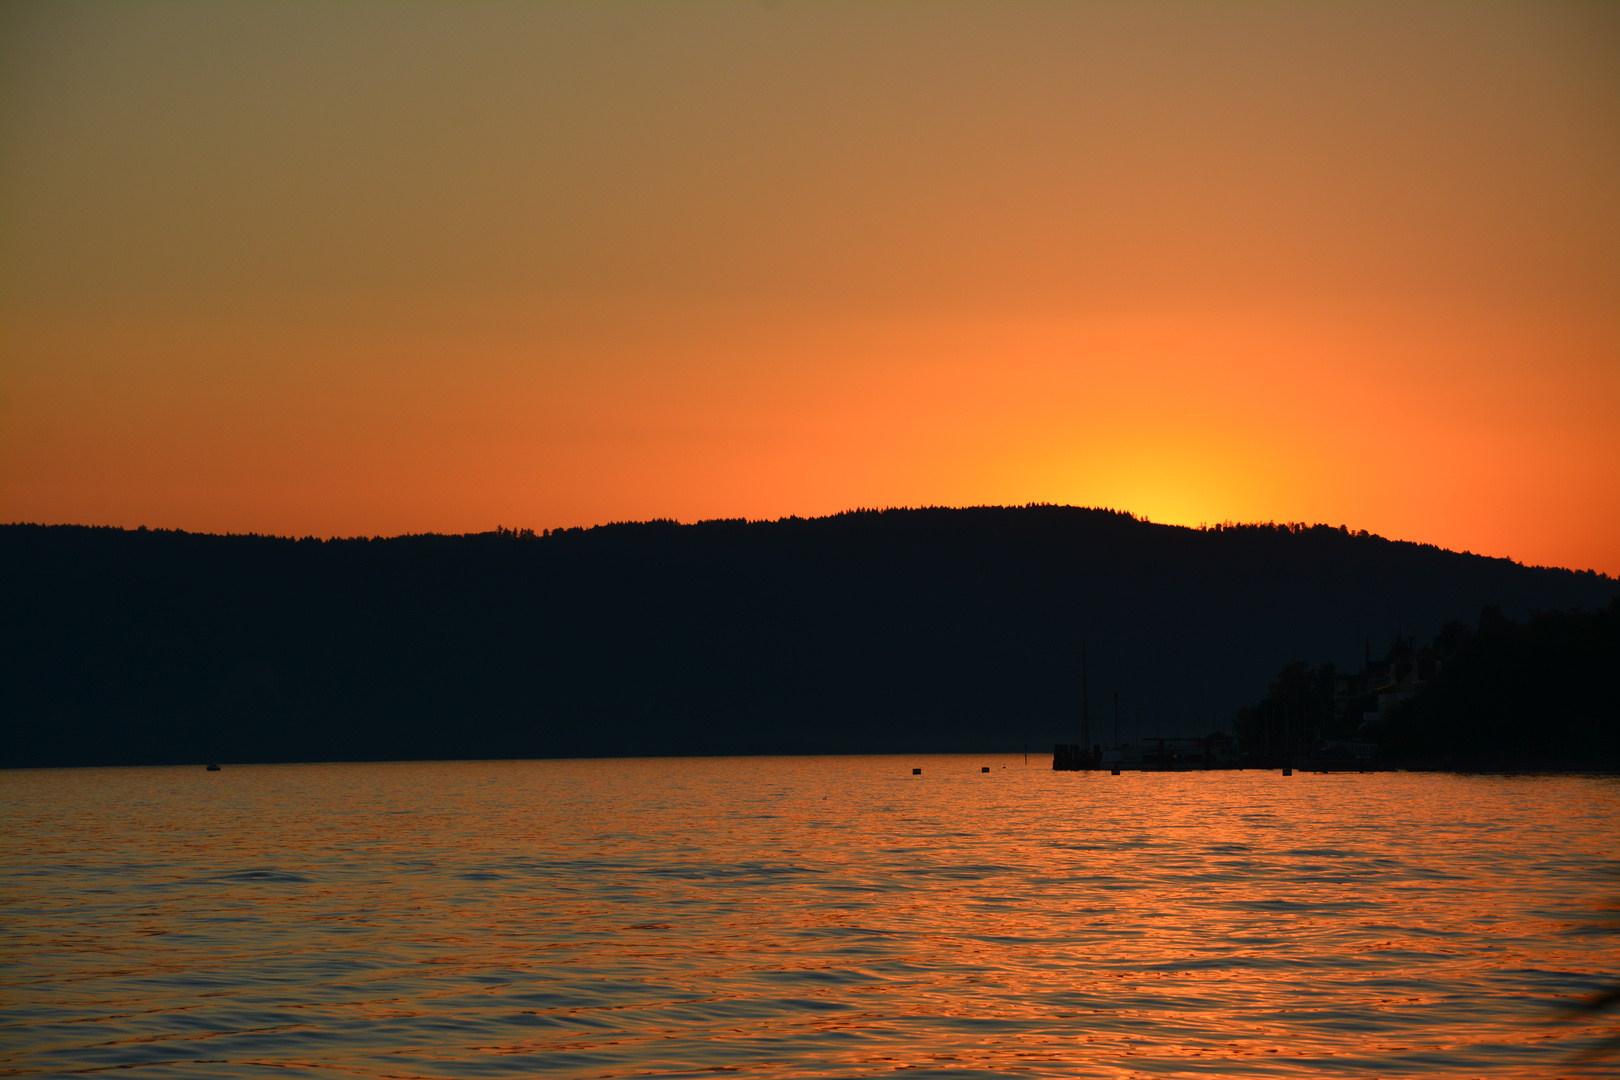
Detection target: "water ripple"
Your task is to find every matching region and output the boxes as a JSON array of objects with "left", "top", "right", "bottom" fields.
[{"left": 2, "top": 758, "right": 1617, "bottom": 1077}]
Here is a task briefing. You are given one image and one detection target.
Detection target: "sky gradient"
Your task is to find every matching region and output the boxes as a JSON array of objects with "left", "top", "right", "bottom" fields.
[{"left": 3, "top": 1, "right": 1617, "bottom": 572}]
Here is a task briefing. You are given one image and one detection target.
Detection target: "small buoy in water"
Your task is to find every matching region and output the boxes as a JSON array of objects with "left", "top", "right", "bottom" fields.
[
  {"left": 206, "top": 763, "right": 221, "bottom": 771},
  {"left": 1282, "top": 767, "right": 1293, "bottom": 776},
  {"left": 981, "top": 766, "right": 990, "bottom": 773},
  {"left": 912, "top": 768, "right": 922, "bottom": 775},
  {"left": 1111, "top": 767, "right": 1121, "bottom": 775}
]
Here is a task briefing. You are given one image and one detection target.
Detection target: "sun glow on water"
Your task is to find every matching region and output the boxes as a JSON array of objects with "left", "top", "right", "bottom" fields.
[{"left": 3, "top": 758, "right": 1617, "bottom": 1077}]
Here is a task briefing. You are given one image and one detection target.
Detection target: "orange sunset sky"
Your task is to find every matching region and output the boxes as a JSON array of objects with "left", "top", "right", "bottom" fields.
[{"left": 2, "top": 2, "right": 1617, "bottom": 573}]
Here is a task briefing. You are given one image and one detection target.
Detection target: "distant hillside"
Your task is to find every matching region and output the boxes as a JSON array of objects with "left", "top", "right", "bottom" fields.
[{"left": 2, "top": 508, "right": 1613, "bottom": 767}]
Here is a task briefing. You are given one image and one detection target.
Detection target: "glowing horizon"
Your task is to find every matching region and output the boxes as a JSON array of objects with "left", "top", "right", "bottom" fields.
[{"left": 3, "top": 2, "right": 1617, "bottom": 573}]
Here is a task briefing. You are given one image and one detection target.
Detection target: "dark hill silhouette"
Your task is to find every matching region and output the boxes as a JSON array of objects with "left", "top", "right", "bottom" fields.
[{"left": 2, "top": 507, "right": 1613, "bottom": 767}]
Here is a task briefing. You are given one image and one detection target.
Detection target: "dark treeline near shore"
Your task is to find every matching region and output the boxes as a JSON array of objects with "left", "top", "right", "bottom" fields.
[
  {"left": 1384, "top": 602, "right": 1620, "bottom": 763},
  {"left": 1235, "top": 601, "right": 1620, "bottom": 766},
  {"left": 3, "top": 507, "right": 1614, "bottom": 768}
]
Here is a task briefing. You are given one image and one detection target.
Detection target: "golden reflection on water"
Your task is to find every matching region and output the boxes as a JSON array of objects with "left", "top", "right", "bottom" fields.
[{"left": 2, "top": 757, "right": 1617, "bottom": 1077}]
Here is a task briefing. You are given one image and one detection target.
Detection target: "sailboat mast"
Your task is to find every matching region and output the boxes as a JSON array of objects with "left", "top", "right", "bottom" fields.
[{"left": 1081, "top": 640, "right": 1090, "bottom": 754}]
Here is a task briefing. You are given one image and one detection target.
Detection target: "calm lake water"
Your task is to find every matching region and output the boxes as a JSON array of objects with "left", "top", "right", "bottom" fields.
[{"left": 3, "top": 757, "right": 1617, "bottom": 1078}]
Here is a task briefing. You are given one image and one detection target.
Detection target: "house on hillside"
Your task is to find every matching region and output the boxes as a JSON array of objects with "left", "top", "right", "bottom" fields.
[{"left": 1335, "top": 634, "right": 1456, "bottom": 736}]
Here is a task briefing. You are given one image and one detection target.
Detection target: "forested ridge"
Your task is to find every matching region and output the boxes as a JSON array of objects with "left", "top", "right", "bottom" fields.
[{"left": 3, "top": 507, "right": 1613, "bottom": 767}]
